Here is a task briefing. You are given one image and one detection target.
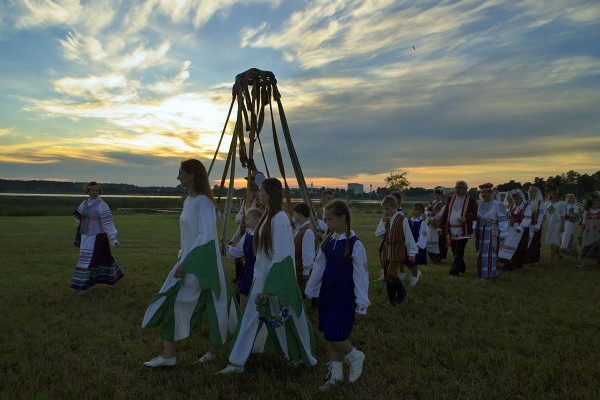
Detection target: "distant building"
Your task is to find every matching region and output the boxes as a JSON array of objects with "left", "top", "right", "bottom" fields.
[{"left": 347, "top": 183, "right": 364, "bottom": 195}]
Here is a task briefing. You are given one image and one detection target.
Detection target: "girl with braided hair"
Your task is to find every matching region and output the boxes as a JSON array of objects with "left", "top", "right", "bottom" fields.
[{"left": 305, "top": 200, "right": 370, "bottom": 390}]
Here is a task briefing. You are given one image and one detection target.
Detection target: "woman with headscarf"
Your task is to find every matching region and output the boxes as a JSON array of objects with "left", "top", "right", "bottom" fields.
[
  {"left": 498, "top": 189, "right": 532, "bottom": 271},
  {"left": 524, "top": 186, "right": 545, "bottom": 265}
]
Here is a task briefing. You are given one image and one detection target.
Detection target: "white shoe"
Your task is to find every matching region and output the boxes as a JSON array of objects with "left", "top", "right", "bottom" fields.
[
  {"left": 143, "top": 356, "right": 177, "bottom": 368},
  {"left": 289, "top": 360, "right": 304, "bottom": 367},
  {"left": 399, "top": 272, "right": 405, "bottom": 281},
  {"left": 374, "top": 276, "right": 384, "bottom": 282},
  {"left": 216, "top": 363, "right": 245, "bottom": 374},
  {"left": 409, "top": 270, "right": 422, "bottom": 287},
  {"left": 344, "top": 348, "right": 365, "bottom": 383},
  {"left": 319, "top": 361, "right": 344, "bottom": 391},
  {"left": 197, "top": 351, "right": 214, "bottom": 364}
]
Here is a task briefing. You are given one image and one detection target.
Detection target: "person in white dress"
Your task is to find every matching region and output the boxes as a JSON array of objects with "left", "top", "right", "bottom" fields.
[
  {"left": 217, "top": 178, "right": 317, "bottom": 374},
  {"left": 544, "top": 188, "right": 566, "bottom": 262},
  {"left": 560, "top": 194, "right": 580, "bottom": 257},
  {"left": 142, "top": 159, "right": 238, "bottom": 368}
]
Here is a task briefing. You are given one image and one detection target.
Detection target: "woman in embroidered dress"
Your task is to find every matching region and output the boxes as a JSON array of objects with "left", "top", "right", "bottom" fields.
[
  {"left": 524, "top": 186, "right": 545, "bottom": 265},
  {"left": 544, "top": 188, "right": 566, "bottom": 262},
  {"left": 305, "top": 200, "right": 369, "bottom": 390},
  {"left": 498, "top": 189, "right": 532, "bottom": 271},
  {"left": 71, "top": 181, "right": 123, "bottom": 294},
  {"left": 560, "top": 194, "right": 580, "bottom": 257},
  {"left": 579, "top": 191, "right": 600, "bottom": 265},
  {"left": 217, "top": 178, "right": 317, "bottom": 374},
  {"left": 426, "top": 188, "right": 446, "bottom": 264},
  {"left": 475, "top": 183, "right": 508, "bottom": 279},
  {"left": 142, "top": 159, "right": 238, "bottom": 368}
]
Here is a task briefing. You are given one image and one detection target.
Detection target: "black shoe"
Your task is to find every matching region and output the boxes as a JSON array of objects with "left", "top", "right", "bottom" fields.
[
  {"left": 394, "top": 280, "right": 407, "bottom": 304},
  {"left": 386, "top": 283, "right": 396, "bottom": 305}
]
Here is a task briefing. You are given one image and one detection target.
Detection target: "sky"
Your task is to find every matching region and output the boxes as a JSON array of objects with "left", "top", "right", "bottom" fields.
[{"left": 1, "top": 0, "right": 599, "bottom": 191}]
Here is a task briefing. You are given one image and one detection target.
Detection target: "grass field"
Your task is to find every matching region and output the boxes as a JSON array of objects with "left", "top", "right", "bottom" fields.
[{"left": 0, "top": 198, "right": 599, "bottom": 399}]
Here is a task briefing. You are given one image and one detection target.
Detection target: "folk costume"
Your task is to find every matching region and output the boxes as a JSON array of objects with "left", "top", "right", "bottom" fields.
[
  {"left": 224, "top": 230, "right": 256, "bottom": 297},
  {"left": 475, "top": 184, "right": 508, "bottom": 279},
  {"left": 426, "top": 192, "right": 446, "bottom": 263},
  {"left": 580, "top": 200, "right": 600, "bottom": 262},
  {"left": 142, "top": 195, "right": 239, "bottom": 347},
  {"left": 375, "top": 211, "right": 418, "bottom": 304},
  {"left": 406, "top": 216, "right": 429, "bottom": 267},
  {"left": 438, "top": 194, "right": 478, "bottom": 276},
  {"left": 498, "top": 190, "right": 532, "bottom": 271},
  {"left": 227, "top": 211, "right": 318, "bottom": 368},
  {"left": 544, "top": 199, "right": 566, "bottom": 246},
  {"left": 560, "top": 202, "right": 580, "bottom": 256},
  {"left": 232, "top": 189, "right": 266, "bottom": 282},
  {"left": 524, "top": 188, "right": 545, "bottom": 264},
  {"left": 71, "top": 197, "right": 123, "bottom": 291},
  {"left": 293, "top": 220, "right": 316, "bottom": 294},
  {"left": 305, "top": 231, "right": 369, "bottom": 340}
]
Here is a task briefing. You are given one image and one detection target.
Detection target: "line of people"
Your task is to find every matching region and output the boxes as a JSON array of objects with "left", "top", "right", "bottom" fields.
[{"left": 69, "top": 167, "right": 600, "bottom": 392}]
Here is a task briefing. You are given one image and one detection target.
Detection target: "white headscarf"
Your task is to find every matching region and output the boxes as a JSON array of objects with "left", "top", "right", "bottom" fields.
[
  {"left": 511, "top": 189, "right": 526, "bottom": 204},
  {"left": 528, "top": 186, "right": 543, "bottom": 202}
]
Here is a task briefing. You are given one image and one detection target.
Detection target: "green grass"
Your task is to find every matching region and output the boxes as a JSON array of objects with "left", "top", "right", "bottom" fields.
[{"left": 0, "top": 209, "right": 598, "bottom": 399}]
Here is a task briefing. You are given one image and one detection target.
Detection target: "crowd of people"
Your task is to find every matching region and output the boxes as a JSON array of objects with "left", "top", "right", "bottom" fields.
[{"left": 69, "top": 162, "right": 600, "bottom": 391}]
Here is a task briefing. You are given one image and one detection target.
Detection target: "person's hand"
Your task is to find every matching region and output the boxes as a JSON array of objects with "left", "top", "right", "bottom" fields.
[
  {"left": 302, "top": 274, "right": 310, "bottom": 283},
  {"left": 174, "top": 263, "right": 185, "bottom": 278},
  {"left": 220, "top": 241, "right": 226, "bottom": 256},
  {"left": 407, "top": 256, "right": 415, "bottom": 263},
  {"left": 112, "top": 239, "right": 120, "bottom": 247},
  {"left": 259, "top": 291, "right": 269, "bottom": 299}
]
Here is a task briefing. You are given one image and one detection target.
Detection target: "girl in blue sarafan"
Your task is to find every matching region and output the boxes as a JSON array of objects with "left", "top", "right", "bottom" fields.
[{"left": 305, "top": 200, "right": 370, "bottom": 391}]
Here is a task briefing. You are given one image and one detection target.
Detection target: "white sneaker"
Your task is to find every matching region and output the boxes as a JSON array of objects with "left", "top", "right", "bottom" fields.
[
  {"left": 197, "top": 351, "right": 214, "bottom": 364},
  {"left": 216, "top": 364, "right": 245, "bottom": 374},
  {"left": 143, "top": 356, "right": 177, "bottom": 368},
  {"left": 409, "top": 270, "right": 422, "bottom": 287}
]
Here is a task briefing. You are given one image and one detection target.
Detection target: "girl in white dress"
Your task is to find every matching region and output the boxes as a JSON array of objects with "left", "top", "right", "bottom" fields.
[{"left": 217, "top": 178, "right": 317, "bottom": 374}]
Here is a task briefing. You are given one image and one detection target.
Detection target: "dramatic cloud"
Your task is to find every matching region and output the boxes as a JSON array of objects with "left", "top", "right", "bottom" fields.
[{"left": 0, "top": 0, "right": 599, "bottom": 188}]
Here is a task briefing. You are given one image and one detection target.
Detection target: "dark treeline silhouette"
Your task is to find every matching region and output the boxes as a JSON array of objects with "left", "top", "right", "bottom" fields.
[
  {"left": 0, "top": 179, "right": 185, "bottom": 196},
  {"left": 2, "top": 169, "right": 599, "bottom": 200}
]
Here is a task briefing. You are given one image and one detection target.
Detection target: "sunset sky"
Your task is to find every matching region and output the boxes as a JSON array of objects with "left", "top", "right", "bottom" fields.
[{"left": 1, "top": 0, "right": 599, "bottom": 190}]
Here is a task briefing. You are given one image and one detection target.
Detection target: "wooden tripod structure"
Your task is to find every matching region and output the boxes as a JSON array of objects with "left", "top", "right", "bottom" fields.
[{"left": 207, "top": 68, "right": 318, "bottom": 242}]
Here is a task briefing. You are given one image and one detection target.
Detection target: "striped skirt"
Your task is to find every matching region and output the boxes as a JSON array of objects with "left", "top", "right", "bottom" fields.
[{"left": 71, "top": 233, "right": 123, "bottom": 290}]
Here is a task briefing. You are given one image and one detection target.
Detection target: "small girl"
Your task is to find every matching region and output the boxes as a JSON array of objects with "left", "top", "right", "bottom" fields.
[
  {"left": 222, "top": 208, "right": 262, "bottom": 310},
  {"left": 305, "top": 200, "right": 370, "bottom": 390},
  {"left": 404, "top": 203, "right": 429, "bottom": 287}
]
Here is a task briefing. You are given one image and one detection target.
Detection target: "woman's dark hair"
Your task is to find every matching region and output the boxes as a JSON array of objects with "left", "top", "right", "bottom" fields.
[
  {"left": 180, "top": 159, "right": 214, "bottom": 204},
  {"left": 254, "top": 178, "right": 283, "bottom": 258},
  {"left": 84, "top": 181, "right": 102, "bottom": 195},
  {"left": 321, "top": 200, "right": 352, "bottom": 264}
]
